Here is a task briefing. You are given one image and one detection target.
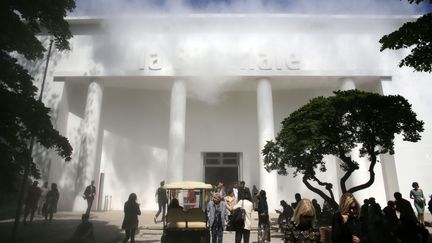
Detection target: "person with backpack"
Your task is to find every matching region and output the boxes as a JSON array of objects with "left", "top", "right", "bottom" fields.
[{"left": 233, "top": 189, "right": 254, "bottom": 243}]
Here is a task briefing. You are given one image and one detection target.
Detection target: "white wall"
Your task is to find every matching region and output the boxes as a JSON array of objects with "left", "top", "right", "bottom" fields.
[
  {"left": 185, "top": 90, "right": 260, "bottom": 187},
  {"left": 99, "top": 87, "right": 170, "bottom": 210}
]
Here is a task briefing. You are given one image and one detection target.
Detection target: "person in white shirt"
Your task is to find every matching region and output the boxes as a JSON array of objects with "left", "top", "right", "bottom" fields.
[
  {"left": 233, "top": 181, "right": 239, "bottom": 204},
  {"left": 233, "top": 189, "right": 254, "bottom": 243}
]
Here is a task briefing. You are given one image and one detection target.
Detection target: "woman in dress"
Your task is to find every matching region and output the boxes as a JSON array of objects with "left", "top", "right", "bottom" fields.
[
  {"left": 122, "top": 193, "right": 141, "bottom": 243},
  {"left": 44, "top": 183, "right": 59, "bottom": 223},
  {"left": 410, "top": 182, "right": 426, "bottom": 225},
  {"left": 331, "top": 193, "right": 362, "bottom": 243},
  {"left": 283, "top": 199, "right": 320, "bottom": 243}
]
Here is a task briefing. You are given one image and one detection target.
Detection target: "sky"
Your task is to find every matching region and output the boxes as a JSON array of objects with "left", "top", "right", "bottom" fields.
[{"left": 72, "top": 0, "right": 432, "bottom": 16}]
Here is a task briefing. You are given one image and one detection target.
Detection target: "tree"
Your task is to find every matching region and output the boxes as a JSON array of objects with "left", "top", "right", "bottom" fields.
[
  {"left": 0, "top": 0, "right": 75, "bottom": 192},
  {"left": 1, "top": 0, "right": 76, "bottom": 239},
  {"left": 262, "top": 90, "right": 424, "bottom": 209},
  {"left": 379, "top": 0, "right": 432, "bottom": 72}
]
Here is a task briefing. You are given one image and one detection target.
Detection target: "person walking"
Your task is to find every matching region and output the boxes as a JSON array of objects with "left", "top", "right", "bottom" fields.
[
  {"left": 38, "top": 181, "right": 49, "bottom": 215},
  {"left": 208, "top": 193, "right": 227, "bottom": 243},
  {"left": 44, "top": 183, "right": 60, "bottom": 223},
  {"left": 257, "top": 190, "right": 271, "bottom": 243},
  {"left": 23, "top": 181, "right": 41, "bottom": 224},
  {"left": 410, "top": 182, "right": 426, "bottom": 225},
  {"left": 122, "top": 193, "right": 141, "bottom": 243},
  {"left": 154, "top": 180, "right": 168, "bottom": 223},
  {"left": 83, "top": 180, "right": 96, "bottom": 215},
  {"left": 233, "top": 190, "right": 254, "bottom": 243}
]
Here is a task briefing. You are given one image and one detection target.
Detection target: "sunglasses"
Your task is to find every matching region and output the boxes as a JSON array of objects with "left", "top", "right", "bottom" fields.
[{"left": 302, "top": 215, "right": 314, "bottom": 219}]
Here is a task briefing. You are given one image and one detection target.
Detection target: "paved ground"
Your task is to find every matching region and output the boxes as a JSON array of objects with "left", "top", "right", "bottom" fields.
[
  {"left": 0, "top": 210, "right": 285, "bottom": 243},
  {"left": 1, "top": 210, "right": 432, "bottom": 243}
]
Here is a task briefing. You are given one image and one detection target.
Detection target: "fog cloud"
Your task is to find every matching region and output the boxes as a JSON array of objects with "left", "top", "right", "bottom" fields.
[{"left": 73, "top": 0, "right": 427, "bottom": 16}]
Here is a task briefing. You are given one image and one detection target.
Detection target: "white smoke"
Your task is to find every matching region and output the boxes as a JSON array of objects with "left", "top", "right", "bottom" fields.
[
  {"left": 72, "top": 0, "right": 424, "bottom": 16},
  {"left": 71, "top": 0, "right": 427, "bottom": 104}
]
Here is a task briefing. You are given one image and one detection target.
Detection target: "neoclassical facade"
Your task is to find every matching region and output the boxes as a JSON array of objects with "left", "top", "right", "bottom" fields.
[{"left": 35, "top": 14, "right": 432, "bottom": 211}]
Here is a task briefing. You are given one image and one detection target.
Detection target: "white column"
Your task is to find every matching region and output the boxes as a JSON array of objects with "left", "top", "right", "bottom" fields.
[
  {"left": 379, "top": 77, "right": 400, "bottom": 201},
  {"left": 257, "top": 78, "right": 278, "bottom": 209},
  {"left": 77, "top": 80, "right": 103, "bottom": 208},
  {"left": 167, "top": 80, "right": 186, "bottom": 183}
]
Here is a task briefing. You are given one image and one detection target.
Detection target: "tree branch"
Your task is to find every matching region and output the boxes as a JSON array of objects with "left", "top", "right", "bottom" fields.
[
  {"left": 312, "top": 175, "right": 335, "bottom": 202},
  {"left": 338, "top": 149, "right": 356, "bottom": 194},
  {"left": 348, "top": 148, "right": 377, "bottom": 193},
  {"left": 302, "top": 176, "right": 338, "bottom": 210}
]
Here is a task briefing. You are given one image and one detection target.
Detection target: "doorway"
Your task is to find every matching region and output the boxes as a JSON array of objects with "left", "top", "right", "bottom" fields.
[{"left": 203, "top": 152, "right": 240, "bottom": 188}]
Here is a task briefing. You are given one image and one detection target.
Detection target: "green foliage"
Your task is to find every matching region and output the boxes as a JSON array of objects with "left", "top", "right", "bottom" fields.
[
  {"left": 0, "top": 0, "right": 75, "bottom": 191},
  {"left": 263, "top": 90, "right": 424, "bottom": 207},
  {"left": 379, "top": 0, "right": 432, "bottom": 72}
]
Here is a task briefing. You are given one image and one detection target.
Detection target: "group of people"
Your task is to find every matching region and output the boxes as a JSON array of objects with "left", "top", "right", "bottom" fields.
[
  {"left": 281, "top": 182, "right": 430, "bottom": 243},
  {"left": 207, "top": 181, "right": 262, "bottom": 243},
  {"left": 198, "top": 180, "right": 432, "bottom": 243},
  {"left": 25, "top": 178, "right": 430, "bottom": 243},
  {"left": 330, "top": 189, "right": 429, "bottom": 243},
  {"left": 22, "top": 179, "right": 96, "bottom": 243},
  {"left": 23, "top": 180, "right": 59, "bottom": 224}
]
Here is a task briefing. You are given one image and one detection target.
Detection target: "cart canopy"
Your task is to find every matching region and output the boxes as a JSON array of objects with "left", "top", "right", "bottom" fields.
[{"left": 163, "top": 181, "right": 213, "bottom": 190}]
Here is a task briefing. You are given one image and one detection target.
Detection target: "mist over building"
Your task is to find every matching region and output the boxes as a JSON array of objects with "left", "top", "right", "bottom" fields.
[{"left": 32, "top": 8, "right": 432, "bottom": 212}]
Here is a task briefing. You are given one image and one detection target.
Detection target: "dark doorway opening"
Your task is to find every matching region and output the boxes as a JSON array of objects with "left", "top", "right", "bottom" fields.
[{"left": 203, "top": 152, "right": 240, "bottom": 189}]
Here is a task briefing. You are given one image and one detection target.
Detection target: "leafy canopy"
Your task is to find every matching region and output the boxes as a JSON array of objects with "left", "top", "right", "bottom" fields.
[
  {"left": 0, "top": 0, "right": 75, "bottom": 191},
  {"left": 379, "top": 0, "right": 432, "bottom": 72},
  {"left": 263, "top": 90, "right": 424, "bottom": 208}
]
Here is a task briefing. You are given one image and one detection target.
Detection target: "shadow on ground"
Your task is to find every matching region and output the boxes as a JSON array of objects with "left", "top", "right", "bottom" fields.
[{"left": 0, "top": 219, "right": 123, "bottom": 243}]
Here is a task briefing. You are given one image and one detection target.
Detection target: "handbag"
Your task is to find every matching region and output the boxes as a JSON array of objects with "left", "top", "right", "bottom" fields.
[
  {"left": 227, "top": 200, "right": 246, "bottom": 231},
  {"left": 415, "top": 198, "right": 425, "bottom": 207}
]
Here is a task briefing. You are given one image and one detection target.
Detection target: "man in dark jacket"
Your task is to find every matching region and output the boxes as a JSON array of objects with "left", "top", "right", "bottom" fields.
[
  {"left": 84, "top": 180, "right": 96, "bottom": 215},
  {"left": 394, "top": 192, "right": 426, "bottom": 243}
]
